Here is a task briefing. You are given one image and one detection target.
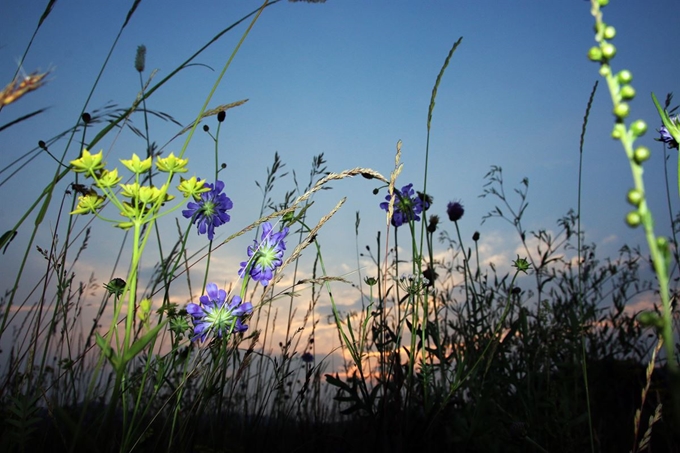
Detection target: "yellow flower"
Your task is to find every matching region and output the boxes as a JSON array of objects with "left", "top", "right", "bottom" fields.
[
  {"left": 177, "top": 176, "right": 209, "bottom": 199},
  {"left": 70, "top": 149, "right": 105, "bottom": 175},
  {"left": 137, "top": 186, "right": 156, "bottom": 205},
  {"left": 70, "top": 193, "right": 105, "bottom": 215},
  {"left": 119, "top": 182, "right": 141, "bottom": 199},
  {"left": 156, "top": 153, "right": 188, "bottom": 173},
  {"left": 119, "top": 201, "right": 139, "bottom": 219},
  {"left": 120, "top": 153, "right": 152, "bottom": 174},
  {"left": 96, "top": 168, "right": 122, "bottom": 189}
]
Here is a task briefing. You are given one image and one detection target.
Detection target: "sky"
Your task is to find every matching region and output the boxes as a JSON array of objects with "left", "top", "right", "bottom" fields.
[{"left": 1, "top": 0, "right": 680, "bottom": 366}]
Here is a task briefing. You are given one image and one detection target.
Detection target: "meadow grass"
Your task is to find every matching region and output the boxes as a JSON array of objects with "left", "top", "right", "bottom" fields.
[{"left": 0, "top": 0, "right": 679, "bottom": 452}]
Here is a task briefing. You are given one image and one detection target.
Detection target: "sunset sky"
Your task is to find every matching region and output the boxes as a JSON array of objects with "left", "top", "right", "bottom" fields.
[{"left": 1, "top": 0, "right": 679, "bottom": 365}]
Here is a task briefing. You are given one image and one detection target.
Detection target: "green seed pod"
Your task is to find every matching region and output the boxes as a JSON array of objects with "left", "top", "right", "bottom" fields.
[
  {"left": 599, "top": 65, "right": 611, "bottom": 77},
  {"left": 617, "top": 70, "right": 633, "bottom": 84},
  {"left": 626, "top": 211, "right": 641, "bottom": 227},
  {"left": 601, "top": 43, "right": 616, "bottom": 59},
  {"left": 597, "top": 0, "right": 609, "bottom": 6},
  {"left": 620, "top": 85, "right": 636, "bottom": 100},
  {"left": 633, "top": 146, "right": 651, "bottom": 164},
  {"left": 588, "top": 46, "right": 603, "bottom": 62},
  {"left": 613, "top": 103, "right": 630, "bottom": 119},
  {"left": 604, "top": 25, "right": 616, "bottom": 39},
  {"left": 627, "top": 189, "right": 643, "bottom": 206},
  {"left": 630, "top": 119, "right": 647, "bottom": 137},
  {"left": 611, "top": 125, "right": 624, "bottom": 139}
]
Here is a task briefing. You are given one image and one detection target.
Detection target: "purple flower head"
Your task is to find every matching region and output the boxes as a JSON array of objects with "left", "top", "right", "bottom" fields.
[
  {"left": 186, "top": 283, "right": 253, "bottom": 342},
  {"left": 301, "top": 352, "right": 314, "bottom": 363},
  {"left": 658, "top": 123, "right": 679, "bottom": 149},
  {"left": 379, "top": 183, "right": 429, "bottom": 228},
  {"left": 447, "top": 200, "right": 465, "bottom": 222},
  {"left": 239, "top": 222, "right": 289, "bottom": 286},
  {"left": 182, "top": 180, "right": 233, "bottom": 240}
]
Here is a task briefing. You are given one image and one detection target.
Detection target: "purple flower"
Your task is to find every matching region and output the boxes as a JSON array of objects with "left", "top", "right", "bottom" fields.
[
  {"left": 182, "top": 180, "right": 233, "bottom": 240},
  {"left": 186, "top": 283, "right": 253, "bottom": 342},
  {"left": 447, "top": 200, "right": 465, "bottom": 222},
  {"left": 379, "top": 183, "right": 429, "bottom": 228},
  {"left": 659, "top": 124, "right": 679, "bottom": 149},
  {"left": 239, "top": 222, "right": 289, "bottom": 286},
  {"left": 301, "top": 352, "right": 314, "bottom": 363}
]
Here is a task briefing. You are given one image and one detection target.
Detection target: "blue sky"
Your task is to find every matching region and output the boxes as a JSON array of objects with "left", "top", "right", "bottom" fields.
[{"left": 1, "top": 1, "right": 679, "bottom": 360}]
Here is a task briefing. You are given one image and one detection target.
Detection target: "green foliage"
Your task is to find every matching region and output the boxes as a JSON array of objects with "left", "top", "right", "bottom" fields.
[{"left": 0, "top": 1, "right": 678, "bottom": 452}]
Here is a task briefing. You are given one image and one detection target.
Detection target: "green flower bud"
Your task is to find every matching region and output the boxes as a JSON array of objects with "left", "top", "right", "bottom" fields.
[
  {"left": 633, "top": 146, "right": 650, "bottom": 164},
  {"left": 603, "top": 25, "right": 616, "bottom": 39},
  {"left": 364, "top": 276, "right": 377, "bottom": 286},
  {"left": 597, "top": 0, "right": 609, "bottom": 6},
  {"left": 512, "top": 256, "right": 531, "bottom": 273},
  {"left": 657, "top": 236, "right": 669, "bottom": 251},
  {"left": 282, "top": 211, "right": 296, "bottom": 225},
  {"left": 599, "top": 65, "right": 611, "bottom": 77},
  {"left": 611, "top": 124, "right": 624, "bottom": 139},
  {"left": 613, "top": 103, "right": 629, "bottom": 119},
  {"left": 587, "top": 47, "right": 603, "bottom": 62},
  {"left": 104, "top": 278, "right": 127, "bottom": 298},
  {"left": 626, "top": 211, "right": 641, "bottom": 227},
  {"left": 617, "top": 70, "right": 633, "bottom": 84},
  {"left": 619, "top": 85, "right": 635, "bottom": 100},
  {"left": 630, "top": 120, "right": 647, "bottom": 137},
  {"left": 626, "top": 189, "right": 643, "bottom": 206},
  {"left": 601, "top": 43, "right": 616, "bottom": 59}
]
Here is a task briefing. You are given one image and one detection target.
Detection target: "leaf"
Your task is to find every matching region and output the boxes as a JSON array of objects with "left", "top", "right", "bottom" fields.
[
  {"left": 0, "top": 230, "right": 17, "bottom": 253},
  {"left": 122, "top": 319, "right": 168, "bottom": 363},
  {"left": 94, "top": 332, "right": 119, "bottom": 368},
  {"left": 325, "top": 373, "right": 353, "bottom": 393}
]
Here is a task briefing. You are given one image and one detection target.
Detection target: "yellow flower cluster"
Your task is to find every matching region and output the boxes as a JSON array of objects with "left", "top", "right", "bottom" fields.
[{"left": 69, "top": 149, "right": 202, "bottom": 226}]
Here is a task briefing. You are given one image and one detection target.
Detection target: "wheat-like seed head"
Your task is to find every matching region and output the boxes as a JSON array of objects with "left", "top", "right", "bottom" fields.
[{"left": 0, "top": 71, "right": 49, "bottom": 107}]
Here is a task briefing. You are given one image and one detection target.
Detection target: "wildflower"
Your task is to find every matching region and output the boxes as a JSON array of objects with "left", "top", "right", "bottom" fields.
[
  {"left": 380, "top": 183, "right": 429, "bottom": 228},
  {"left": 177, "top": 175, "right": 209, "bottom": 199},
  {"left": 182, "top": 180, "right": 233, "bottom": 240},
  {"left": 301, "top": 352, "right": 314, "bottom": 363},
  {"left": 70, "top": 149, "right": 105, "bottom": 174},
  {"left": 446, "top": 200, "right": 464, "bottom": 222},
  {"left": 186, "top": 283, "right": 253, "bottom": 342},
  {"left": 156, "top": 152, "right": 188, "bottom": 173},
  {"left": 71, "top": 193, "right": 105, "bottom": 215},
  {"left": 398, "top": 273, "right": 427, "bottom": 295},
  {"left": 239, "top": 222, "right": 289, "bottom": 286},
  {"left": 96, "top": 169, "right": 122, "bottom": 189},
  {"left": 120, "top": 153, "right": 152, "bottom": 174},
  {"left": 658, "top": 118, "right": 679, "bottom": 149}
]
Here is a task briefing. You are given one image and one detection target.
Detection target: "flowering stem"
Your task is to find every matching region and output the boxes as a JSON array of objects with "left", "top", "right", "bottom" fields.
[{"left": 589, "top": 0, "right": 677, "bottom": 378}]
